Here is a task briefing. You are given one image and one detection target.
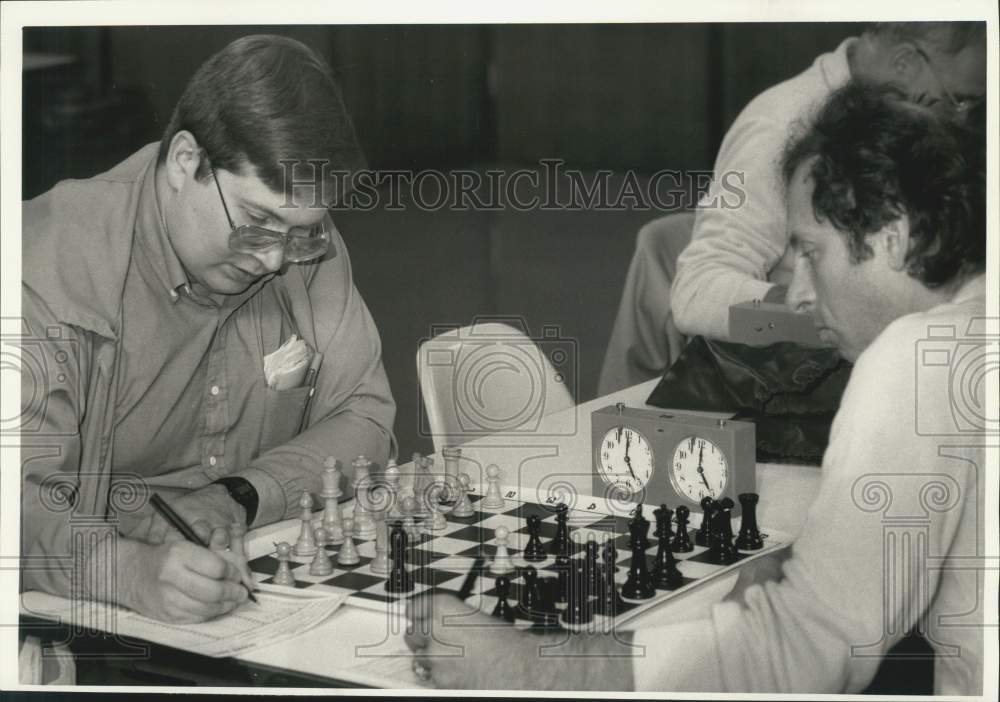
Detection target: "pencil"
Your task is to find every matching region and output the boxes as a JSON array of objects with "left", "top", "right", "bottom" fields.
[
  {"left": 149, "top": 493, "right": 259, "bottom": 603},
  {"left": 455, "top": 556, "right": 485, "bottom": 601}
]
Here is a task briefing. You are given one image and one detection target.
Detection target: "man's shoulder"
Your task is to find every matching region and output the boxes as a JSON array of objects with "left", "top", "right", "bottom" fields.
[
  {"left": 735, "top": 38, "right": 855, "bottom": 132},
  {"left": 21, "top": 144, "right": 160, "bottom": 338},
  {"left": 849, "top": 278, "right": 987, "bottom": 411}
]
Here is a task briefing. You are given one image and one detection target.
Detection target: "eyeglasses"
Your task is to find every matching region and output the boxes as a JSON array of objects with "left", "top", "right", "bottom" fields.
[
  {"left": 913, "top": 47, "right": 984, "bottom": 116},
  {"left": 211, "top": 166, "right": 330, "bottom": 264}
]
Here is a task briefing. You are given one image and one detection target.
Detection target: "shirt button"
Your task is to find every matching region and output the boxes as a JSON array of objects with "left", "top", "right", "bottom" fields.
[
  {"left": 210, "top": 385, "right": 220, "bottom": 396},
  {"left": 209, "top": 456, "right": 217, "bottom": 467}
]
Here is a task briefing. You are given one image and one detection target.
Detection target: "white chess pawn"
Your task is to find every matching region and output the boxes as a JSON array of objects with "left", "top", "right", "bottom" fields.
[
  {"left": 309, "top": 527, "right": 334, "bottom": 576},
  {"left": 451, "top": 473, "right": 474, "bottom": 518},
  {"left": 482, "top": 464, "right": 505, "bottom": 509},
  {"left": 273, "top": 541, "right": 296, "bottom": 586},
  {"left": 321, "top": 457, "right": 345, "bottom": 544},
  {"left": 337, "top": 518, "right": 361, "bottom": 566},
  {"left": 292, "top": 490, "right": 318, "bottom": 557},
  {"left": 491, "top": 526, "right": 514, "bottom": 574},
  {"left": 370, "top": 518, "right": 390, "bottom": 575}
]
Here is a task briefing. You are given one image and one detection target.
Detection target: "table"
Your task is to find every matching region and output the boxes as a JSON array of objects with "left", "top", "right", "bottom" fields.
[{"left": 20, "top": 380, "right": 822, "bottom": 688}]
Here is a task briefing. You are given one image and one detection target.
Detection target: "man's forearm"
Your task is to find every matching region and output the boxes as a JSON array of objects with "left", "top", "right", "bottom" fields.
[
  {"left": 529, "top": 630, "right": 637, "bottom": 691},
  {"left": 238, "top": 412, "right": 393, "bottom": 526}
]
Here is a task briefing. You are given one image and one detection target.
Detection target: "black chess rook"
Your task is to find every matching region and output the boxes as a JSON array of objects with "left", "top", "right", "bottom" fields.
[{"left": 735, "top": 492, "right": 764, "bottom": 550}]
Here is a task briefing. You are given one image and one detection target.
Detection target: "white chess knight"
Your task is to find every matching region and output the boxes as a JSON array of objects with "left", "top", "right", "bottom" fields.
[
  {"left": 491, "top": 525, "right": 514, "bottom": 574},
  {"left": 451, "top": 472, "right": 474, "bottom": 517},
  {"left": 421, "top": 481, "right": 448, "bottom": 533}
]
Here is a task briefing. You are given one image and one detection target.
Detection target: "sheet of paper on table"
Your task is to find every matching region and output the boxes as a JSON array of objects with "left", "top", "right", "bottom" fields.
[{"left": 21, "top": 587, "right": 346, "bottom": 658}]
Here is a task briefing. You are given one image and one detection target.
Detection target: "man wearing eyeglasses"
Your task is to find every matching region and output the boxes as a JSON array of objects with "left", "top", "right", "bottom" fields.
[
  {"left": 599, "top": 22, "right": 985, "bottom": 394},
  {"left": 20, "top": 35, "right": 395, "bottom": 622}
]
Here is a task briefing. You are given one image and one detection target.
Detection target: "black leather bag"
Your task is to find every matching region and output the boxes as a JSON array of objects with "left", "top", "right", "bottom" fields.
[{"left": 646, "top": 336, "right": 852, "bottom": 464}]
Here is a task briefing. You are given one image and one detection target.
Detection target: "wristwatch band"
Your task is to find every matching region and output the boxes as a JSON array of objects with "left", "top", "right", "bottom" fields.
[{"left": 212, "top": 477, "right": 259, "bottom": 526}]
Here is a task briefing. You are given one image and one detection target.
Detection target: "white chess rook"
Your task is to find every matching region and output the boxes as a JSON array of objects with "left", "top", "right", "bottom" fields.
[{"left": 351, "top": 455, "right": 377, "bottom": 540}]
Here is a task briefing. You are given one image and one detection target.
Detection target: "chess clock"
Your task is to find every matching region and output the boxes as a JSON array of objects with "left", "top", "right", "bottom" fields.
[{"left": 592, "top": 403, "right": 756, "bottom": 513}]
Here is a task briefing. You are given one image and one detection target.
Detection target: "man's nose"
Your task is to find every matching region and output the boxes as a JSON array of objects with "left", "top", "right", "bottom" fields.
[
  {"left": 786, "top": 258, "right": 815, "bottom": 314},
  {"left": 252, "top": 246, "right": 285, "bottom": 273}
]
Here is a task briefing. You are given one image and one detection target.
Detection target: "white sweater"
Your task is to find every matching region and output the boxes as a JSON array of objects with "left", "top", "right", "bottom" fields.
[
  {"left": 634, "top": 275, "right": 988, "bottom": 694},
  {"left": 671, "top": 39, "right": 854, "bottom": 339}
]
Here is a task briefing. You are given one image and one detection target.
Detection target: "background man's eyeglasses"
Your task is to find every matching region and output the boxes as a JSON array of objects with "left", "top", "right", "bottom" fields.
[
  {"left": 913, "top": 47, "right": 984, "bottom": 115},
  {"left": 211, "top": 165, "right": 330, "bottom": 264}
]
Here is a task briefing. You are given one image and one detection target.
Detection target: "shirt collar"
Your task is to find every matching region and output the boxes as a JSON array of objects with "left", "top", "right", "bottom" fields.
[
  {"left": 134, "top": 152, "right": 193, "bottom": 303},
  {"left": 820, "top": 37, "right": 857, "bottom": 90}
]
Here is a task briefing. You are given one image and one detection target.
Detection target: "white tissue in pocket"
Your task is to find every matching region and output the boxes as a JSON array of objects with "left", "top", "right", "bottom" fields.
[{"left": 264, "top": 334, "right": 312, "bottom": 390}]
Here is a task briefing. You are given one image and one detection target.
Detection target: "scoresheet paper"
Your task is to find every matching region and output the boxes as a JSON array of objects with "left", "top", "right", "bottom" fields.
[{"left": 21, "top": 588, "right": 346, "bottom": 658}]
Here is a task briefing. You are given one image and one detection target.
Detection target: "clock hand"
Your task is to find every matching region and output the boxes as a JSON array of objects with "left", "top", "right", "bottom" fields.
[
  {"left": 696, "top": 464, "right": 712, "bottom": 492},
  {"left": 624, "top": 453, "right": 637, "bottom": 481}
]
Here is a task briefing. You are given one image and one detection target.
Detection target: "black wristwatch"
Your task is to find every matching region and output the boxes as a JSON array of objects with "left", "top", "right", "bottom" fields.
[{"left": 212, "top": 477, "right": 259, "bottom": 526}]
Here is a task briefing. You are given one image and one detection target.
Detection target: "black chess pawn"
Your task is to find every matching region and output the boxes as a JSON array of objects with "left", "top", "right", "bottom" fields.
[
  {"left": 385, "top": 524, "right": 413, "bottom": 593},
  {"left": 560, "top": 560, "right": 593, "bottom": 625},
  {"left": 523, "top": 515, "right": 547, "bottom": 562},
  {"left": 651, "top": 529, "right": 684, "bottom": 589},
  {"left": 696, "top": 497, "right": 716, "bottom": 547},
  {"left": 491, "top": 575, "right": 516, "bottom": 622},
  {"left": 550, "top": 503, "right": 571, "bottom": 557},
  {"left": 735, "top": 493, "right": 764, "bottom": 550},
  {"left": 671, "top": 505, "right": 694, "bottom": 552},
  {"left": 621, "top": 539, "right": 655, "bottom": 600}
]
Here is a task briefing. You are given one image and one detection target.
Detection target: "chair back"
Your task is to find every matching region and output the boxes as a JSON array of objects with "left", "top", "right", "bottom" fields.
[{"left": 417, "top": 320, "right": 576, "bottom": 453}]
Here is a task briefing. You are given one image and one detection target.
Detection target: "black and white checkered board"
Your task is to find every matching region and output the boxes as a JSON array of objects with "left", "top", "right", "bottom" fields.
[{"left": 246, "top": 486, "right": 790, "bottom": 627}]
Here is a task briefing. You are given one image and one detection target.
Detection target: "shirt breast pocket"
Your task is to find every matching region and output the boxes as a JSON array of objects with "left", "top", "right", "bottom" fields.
[{"left": 258, "top": 385, "right": 312, "bottom": 454}]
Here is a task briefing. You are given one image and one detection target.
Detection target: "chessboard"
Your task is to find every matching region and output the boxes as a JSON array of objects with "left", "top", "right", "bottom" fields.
[{"left": 244, "top": 477, "right": 791, "bottom": 630}]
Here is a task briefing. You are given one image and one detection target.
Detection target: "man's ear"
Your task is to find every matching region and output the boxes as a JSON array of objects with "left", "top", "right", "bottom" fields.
[
  {"left": 163, "top": 131, "right": 204, "bottom": 192},
  {"left": 888, "top": 43, "right": 925, "bottom": 84},
  {"left": 881, "top": 214, "right": 912, "bottom": 272}
]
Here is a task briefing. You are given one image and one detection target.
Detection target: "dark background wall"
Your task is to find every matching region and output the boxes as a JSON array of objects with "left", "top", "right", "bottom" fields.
[{"left": 22, "top": 23, "right": 860, "bottom": 456}]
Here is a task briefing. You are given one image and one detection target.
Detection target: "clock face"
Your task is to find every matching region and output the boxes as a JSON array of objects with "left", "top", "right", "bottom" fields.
[
  {"left": 596, "top": 426, "right": 654, "bottom": 494},
  {"left": 670, "top": 435, "right": 729, "bottom": 502}
]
